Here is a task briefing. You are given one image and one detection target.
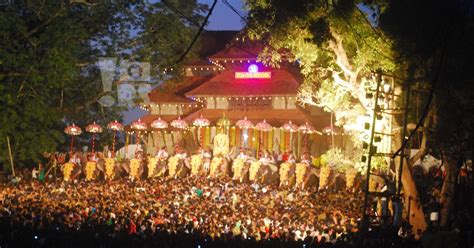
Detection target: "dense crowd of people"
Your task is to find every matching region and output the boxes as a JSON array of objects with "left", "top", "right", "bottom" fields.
[
  {"left": 0, "top": 145, "right": 437, "bottom": 247},
  {"left": 0, "top": 174, "right": 375, "bottom": 247}
]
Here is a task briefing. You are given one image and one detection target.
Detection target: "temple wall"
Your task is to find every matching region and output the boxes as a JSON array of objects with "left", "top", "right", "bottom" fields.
[
  {"left": 215, "top": 98, "right": 229, "bottom": 109},
  {"left": 272, "top": 97, "right": 286, "bottom": 109},
  {"left": 206, "top": 97, "right": 216, "bottom": 109},
  {"left": 287, "top": 97, "right": 297, "bottom": 109}
]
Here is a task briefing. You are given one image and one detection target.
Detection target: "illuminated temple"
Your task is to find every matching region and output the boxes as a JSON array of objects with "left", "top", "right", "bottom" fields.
[{"left": 133, "top": 31, "right": 345, "bottom": 157}]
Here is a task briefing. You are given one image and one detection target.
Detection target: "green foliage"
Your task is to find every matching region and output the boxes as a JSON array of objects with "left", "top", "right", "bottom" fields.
[{"left": 0, "top": 1, "right": 206, "bottom": 167}]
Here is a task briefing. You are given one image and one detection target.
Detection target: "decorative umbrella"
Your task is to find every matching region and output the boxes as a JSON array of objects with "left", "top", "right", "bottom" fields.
[
  {"left": 282, "top": 121, "right": 298, "bottom": 132},
  {"left": 192, "top": 115, "right": 210, "bottom": 127},
  {"left": 171, "top": 116, "right": 188, "bottom": 129},
  {"left": 192, "top": 115, "right": 210, "bottom": 146},
  {"left": 255, "top": 120, "right": 272, "bottom": 132},
  {"left": 151, "top": 117, "right": 169, "bottom": 129},
  {"left": 131, "top": 118, "right": 147, "bottom": 145},
  {"left": 236, "top": 116, "right": 253, "bottom": 129},
  {"left": 86, "top": 122, "right": 103, "bottom": 153},
  {"left": 107, "top": 120, "right": 123, "bottom": 156},
  {"left": 216, "top": 113, "right": 231, "bottom": 128},
  {"left": 322, "top": 126, "right": 338, "bottom": 135},
  {"left": 299, "top": 122, "right": 316, "bottom": 134},
  {"left": 64, "top": 124, "right": 82, "bottom": 155}
]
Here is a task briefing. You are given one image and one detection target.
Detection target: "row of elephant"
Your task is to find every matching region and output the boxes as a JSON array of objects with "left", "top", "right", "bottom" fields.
[{"left": 60, "top": 155, "right": 347, "bottom": 189}]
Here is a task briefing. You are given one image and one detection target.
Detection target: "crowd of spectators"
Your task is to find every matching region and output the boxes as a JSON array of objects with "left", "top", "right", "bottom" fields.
[{"left": 0, "top": 174, "right": 412, "bottom": 248}]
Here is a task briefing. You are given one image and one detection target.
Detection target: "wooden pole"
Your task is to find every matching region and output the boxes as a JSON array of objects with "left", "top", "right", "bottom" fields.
[{"left": 6, "top": 136, "right": 15, "bottom": 177}]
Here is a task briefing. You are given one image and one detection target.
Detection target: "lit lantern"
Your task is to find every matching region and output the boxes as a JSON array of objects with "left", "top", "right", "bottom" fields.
[
  {"left": 64, "top": 124, "right": 82, "bottom": 155},
  {"left": 107, "top": 120, "right": 124, "bottom": 156},
  {"left": 282, "top": 121, "right": 298, "bottom": 132},
  {"left": 85, "top": 122, "right": 103, "bottom": 153}
]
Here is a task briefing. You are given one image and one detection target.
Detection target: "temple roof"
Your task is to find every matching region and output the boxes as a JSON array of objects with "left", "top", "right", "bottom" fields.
[
  {"left": 147, "top": 76, "right": 212, "bottom": 104},
  {"left": 185, "top": 69, "right": 300, "bottom": 97}
]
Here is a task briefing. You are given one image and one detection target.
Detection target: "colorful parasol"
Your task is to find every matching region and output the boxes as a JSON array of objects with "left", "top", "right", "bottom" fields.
[
  {"left": 255, "top": 120, "right": 272, "bottom": 132},
  {"left": 299, "top": 122, "right": 316, "bottom": 134},
  {"left": 216, "top": 113, "right": 231, "bottom": 128},
  {"left": 85, "top": 122, "right": 103, "bottom": 153},
  {"left": 131, "top": 118, "right": 147, "bottom": 131},
  {"left": 151, "top": 117, "right": 169, "bottom": 129},
  {"left": 322, "top": 126, "right": 338, "bottom": 135},
  {"left": 131, "top": 118, "right": 147, "bottom": 145},
  {"left": 107, "top": 120, "right": 124, "bottom": 156},
  {"left": 236, "top": 116, "right": 253, "bottom": 129},
  {"left": 192, "top": 115, "right": 210, "bottom": 127},
  {"left": 170, "top": 116, "right": 188, "bottom": 129},
  {"left": 64, "top": 123, "right": 82, "bottom": 155},
  {"left": 282, "top": 121, "right": 298, "bottom": 132}
]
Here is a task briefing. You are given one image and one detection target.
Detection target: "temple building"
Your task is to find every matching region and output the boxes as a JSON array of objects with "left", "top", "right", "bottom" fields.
[{"left": 131, "top": 31, "right": 346, "bottom": 157}]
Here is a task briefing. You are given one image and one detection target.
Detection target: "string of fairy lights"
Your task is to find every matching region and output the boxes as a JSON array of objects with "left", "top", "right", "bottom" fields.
[{"left": 138, "top": 96, "right": 299, "bottom": 112}]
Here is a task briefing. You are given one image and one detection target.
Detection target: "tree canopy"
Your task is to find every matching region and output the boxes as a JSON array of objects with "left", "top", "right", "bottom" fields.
[
  {"left": 245, "top": 0, "right": 474, "bottom": 230},
  {"left": 0, "top": 0, "right": 207, "bottom": 168}
]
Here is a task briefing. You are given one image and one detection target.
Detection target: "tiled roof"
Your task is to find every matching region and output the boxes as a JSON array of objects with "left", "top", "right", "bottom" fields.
[{"left": 185, "top": 69, "right": 300, "bottom": 97}]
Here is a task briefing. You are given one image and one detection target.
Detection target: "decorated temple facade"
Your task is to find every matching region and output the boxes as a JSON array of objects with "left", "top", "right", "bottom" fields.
[{"left": 132, "top": 31, "right": 347, "bottom": 157}]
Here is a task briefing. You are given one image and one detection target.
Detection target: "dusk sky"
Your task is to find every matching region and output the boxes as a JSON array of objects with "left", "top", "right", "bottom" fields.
[
  {"left": 123, "top": 0, "right": 247, "bottom": 124},
  {"left": 199, "top": 0, "right": 247, "bottom": 30}
]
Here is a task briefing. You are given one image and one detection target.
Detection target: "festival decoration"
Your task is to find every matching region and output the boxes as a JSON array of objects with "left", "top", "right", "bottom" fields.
[
  {"left": 282, "top": 121, "right": 298, "bottom": 132},
  {"left": 249, "top": 161, "right": 261, "bottom": 181},
  {"left": 193, "top": 115, "right": 210, "bottom": 127},
  {"left": 255, "top": 120, "right": 272, "bottom": 132},
  {"left": 129, "top": 158, "right": 141, "bottom": 180},
  {"left": 299, "top": 122, "right": 316, "bottom": 134},
  {"left": 64, "top": 124, "right": 82, "bottom": 155},
  {"left": 236, "top": 117, "right": 253, "bottom": 129},
  {"left": 168, "top": 155, "right": 179, "bottom": 178},
  {"left": 322, "top": 126, "right": 337, "bottom": 135},
  {"left": 147, "top": 157, "right": 158, "bottom": 178},
  {"left": 210, "top": 156, "right": 223, "bottom": 177},
  {"left": 131, "top": 118, "right": 147, "bottom": 145},
  {"left": 62, "top": 162, "right": 74, "bottom": 182},
  {"left": 345, "top": 168, "right": 358, "bottom": 189},
  {"left": 319, "top": 166, "right": 331, "bottom": 190},
  {"left": 213, "top": 133, "right": 229, "bottom": 156},
  {"left": 131, "top": 118, "right": 147, "bottom": 131},
  {"left": 86, "top": 122, "right": 103, "bottom": 153},
  {"left": 216, "top": 114, "right": 231, "bottom": 128},
  {"left": 85, "top": 161, "right": 96, "bottom": 181},
  {"left": 104, "top": 158, "right": 115, "bottom": 180},
  {"left": 151, "top": 117, "right": 169, "bottom": 129},
  {"left": 107, "top": 120, "right": 124, "bottom": 156},
  {"left": 193, "top": 115, "right": 210, "bottom": 146},
  {"left": 279, "top": 162, "right": 292, "bottom": 184},
  {"left": 232, "top": 158, "right": 245, "bottom": 180},
  {"left": 190, "top": 154, "right": 203, "bottom": 176},
  {"left": 170, "top": 116, "right": 188, "bottom": 129},
  {"left": 295, "top": 163, "right": 307, "bottom": 185}
]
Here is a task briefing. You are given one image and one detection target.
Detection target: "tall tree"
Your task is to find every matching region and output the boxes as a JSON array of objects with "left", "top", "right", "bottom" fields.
[
  {"left": 245, "top": 0, "right": 474, "bottom": 231},
  {"left": 0, "top": 0, "right": 207, "bottom": 168}
]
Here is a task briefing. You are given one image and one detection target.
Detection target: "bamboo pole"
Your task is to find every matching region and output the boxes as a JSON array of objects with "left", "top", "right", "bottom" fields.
[{"left": 6, "top": 136, "right": 15, "bottom": 177}]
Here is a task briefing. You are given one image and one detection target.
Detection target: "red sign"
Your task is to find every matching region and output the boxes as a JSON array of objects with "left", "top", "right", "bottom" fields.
[{"left": 235, "top": 71, "right": 271, "bottom": 79}]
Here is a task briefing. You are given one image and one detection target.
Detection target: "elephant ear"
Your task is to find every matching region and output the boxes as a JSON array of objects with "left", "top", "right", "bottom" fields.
[
  {"left": 312, "top": 157, "right": 321, "bottom": 168},
  {"left": 319, "top": 155, "right": 328, "bottom": 166}
]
